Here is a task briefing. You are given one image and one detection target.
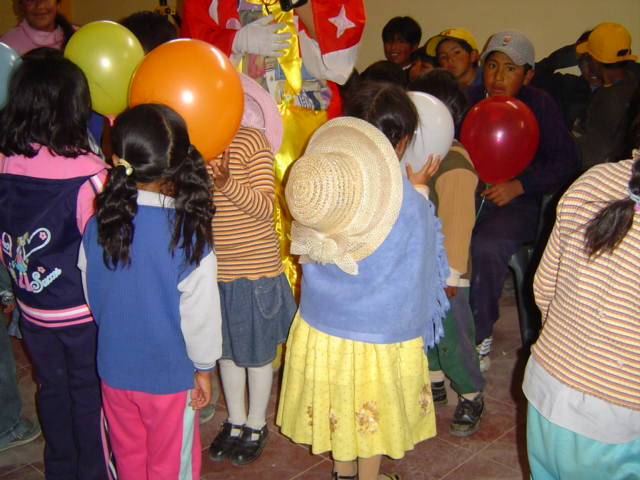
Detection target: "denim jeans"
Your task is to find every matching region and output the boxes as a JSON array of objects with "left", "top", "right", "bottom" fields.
[{"left": 0, "top": 311, "right": 21, "bottom": 447}]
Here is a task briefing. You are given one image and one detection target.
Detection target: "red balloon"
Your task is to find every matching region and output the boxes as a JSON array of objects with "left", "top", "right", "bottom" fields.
[{"left": 460, "top": 96, "right": 539, "bottom": 184}]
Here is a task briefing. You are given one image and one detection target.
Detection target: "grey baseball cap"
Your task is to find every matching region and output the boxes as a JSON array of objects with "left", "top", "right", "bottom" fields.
[{"left": 481, "top": 30, "right": 535, "bottom": 67}]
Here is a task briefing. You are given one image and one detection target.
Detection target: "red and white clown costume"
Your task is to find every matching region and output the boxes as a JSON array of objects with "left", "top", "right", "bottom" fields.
[{"left": 181, "top": 0, "right": 365, "bottom": 295}]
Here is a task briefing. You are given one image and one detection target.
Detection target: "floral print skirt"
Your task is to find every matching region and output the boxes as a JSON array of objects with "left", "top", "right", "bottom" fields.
[{"left": 276, "top": 313, "right": 436, "bottom": 461}]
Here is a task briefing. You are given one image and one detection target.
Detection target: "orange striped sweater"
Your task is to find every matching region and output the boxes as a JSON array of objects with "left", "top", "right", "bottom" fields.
[
  {"left": 208, "top": 127, "right": 284, "bottom": 281},
  {"left": 532, "top": 159, "right": 640, "bottom": 410}
]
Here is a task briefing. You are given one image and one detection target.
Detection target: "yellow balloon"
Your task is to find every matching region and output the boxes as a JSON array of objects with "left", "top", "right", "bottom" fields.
[{"left": 64, "top": 21, "right": 144, "bottom": 116}]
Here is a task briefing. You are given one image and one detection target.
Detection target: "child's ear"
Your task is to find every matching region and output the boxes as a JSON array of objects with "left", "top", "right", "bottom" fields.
[
  {"left": 523, "top": 68, "right": 535, "bottom": 85},
  {"left": 111, "top": 154, "right": 120, "bottom": 166},
  {"left": 394, "top": 135, "right": 410, "bottom": 159},
  {"left": 470, "top": 49, "right": 479, "bottom": 63}
]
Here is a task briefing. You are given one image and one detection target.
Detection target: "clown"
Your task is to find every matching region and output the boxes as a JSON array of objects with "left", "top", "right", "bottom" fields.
[{"left": 181, "top": 0, "right": 365, "bottom": 295}]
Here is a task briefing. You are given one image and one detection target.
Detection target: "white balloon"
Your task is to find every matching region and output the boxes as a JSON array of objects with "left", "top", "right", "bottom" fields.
[{"left": 401, "top": 91, "right": 454, "bottom": 176}]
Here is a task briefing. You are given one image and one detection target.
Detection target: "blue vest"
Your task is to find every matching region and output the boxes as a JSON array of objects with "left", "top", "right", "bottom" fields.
[
  {"left": 300, "top": 179, "right": 450, "bottom": 349},
  {"left": 83, "top": 206, "right": 204, "bottom": 394},
  {"left": 0, "top": 173, "right": 98, "bottom": 327}
]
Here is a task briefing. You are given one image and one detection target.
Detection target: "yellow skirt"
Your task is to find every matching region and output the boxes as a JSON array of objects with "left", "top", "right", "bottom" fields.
[{"left": 276, "top": 313, "right": 436, "bottom": 461}]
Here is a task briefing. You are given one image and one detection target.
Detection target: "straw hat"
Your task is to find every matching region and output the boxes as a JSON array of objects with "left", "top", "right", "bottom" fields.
[
  {"left": 239, "top": 72, "right": 283, "bottom": 153},
  {"left": 285, "top": 116, "right": 403, "bottom": 275}
]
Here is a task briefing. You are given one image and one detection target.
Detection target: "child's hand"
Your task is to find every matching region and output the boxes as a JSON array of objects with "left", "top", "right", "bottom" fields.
[
  {"left": 189, "top": 371, "right": 212, "bottom": 410},
  {"left": 3, "top": 303, "right": 15, "bottom": 314},
  {"left": 406, "top": 154, "right": 442, "bottom": 187},
  {"left": 481, "top": 180, "right": 524, "bottom": 206},
  {"left": 209, "top": 148, "right": 231, "bottom": 190}
]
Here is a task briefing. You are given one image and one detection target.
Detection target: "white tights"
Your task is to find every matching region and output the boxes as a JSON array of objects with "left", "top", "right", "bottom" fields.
[{"left": 218, "top": 358, "right": 273, "bottom": 430}]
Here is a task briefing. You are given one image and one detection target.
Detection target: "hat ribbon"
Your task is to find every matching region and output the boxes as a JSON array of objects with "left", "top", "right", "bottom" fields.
[{"left": 290, "top": 222, "right": 360, "bottom": 275}]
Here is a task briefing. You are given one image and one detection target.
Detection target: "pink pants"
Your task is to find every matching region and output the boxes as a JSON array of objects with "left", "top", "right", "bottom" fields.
[{"left": 101, "top": 382, "right": 201, "bottom": 480}]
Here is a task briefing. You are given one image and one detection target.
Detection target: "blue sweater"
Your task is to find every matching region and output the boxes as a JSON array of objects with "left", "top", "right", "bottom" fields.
[
  {"left": 80, "top": 192, "right": 222, "bottom": 394},
  {"left": 300, "top": 179, "right": 450, "bottom": 350}
]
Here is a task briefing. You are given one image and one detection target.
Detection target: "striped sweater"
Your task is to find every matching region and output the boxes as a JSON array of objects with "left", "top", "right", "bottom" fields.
[
  {"left": 532, "top": 159, "right": 640, "bottom": 410},
  {"left": 208, "top": 127, "right": 284, "bottom": 281}
]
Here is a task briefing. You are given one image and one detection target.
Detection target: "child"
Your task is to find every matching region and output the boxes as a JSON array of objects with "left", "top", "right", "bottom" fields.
[
  {"left": 382, "top": 16, "right": 422, "bottom": 71},
  {"left": 408, "top": 69, "right": 485, "bottom": 436},
  {"left": 425, "top": 28, "right": 481, "bottom": 88},
  {"left": 523, "top": 150, "right": 640, "bottom": 478},
  {"left": 408, "top": 45, "right": 437, "bottom": 82},
  {"left": 79, "top": 103, "right": 222, "bottom": 480},
  {"left": 0, "top": 51, "right": 109, "bottom": 479},
  {"left": 277, "top": 82, "right": 450, "bottom": 480},
  {"left": 0, "top": 0, "right": 75, "bottom": 55},
  {"left": 467, "top": 30, "right": 578, "bottom": 370},
  {"left": 572, "top": 22, "right": 638, "bottom": 171},
  {"left": 205, "top": 126, "right": 296, "bottom": 465},
  {"left": 120, "top": 10, "right": 178, "bottom": 54}
]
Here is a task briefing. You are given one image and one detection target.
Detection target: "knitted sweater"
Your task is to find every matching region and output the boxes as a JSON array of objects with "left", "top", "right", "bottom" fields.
[{"left": 532, "top": 159, "right": 640, "bottom": 410}]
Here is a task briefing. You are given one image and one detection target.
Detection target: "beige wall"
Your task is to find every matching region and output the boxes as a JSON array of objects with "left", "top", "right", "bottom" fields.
[
  {"left": 359, "top": 0, "right": 640, "bottom": 71},
  {"left": 2, "top": 0, "right": 638, "bottom": 72}
]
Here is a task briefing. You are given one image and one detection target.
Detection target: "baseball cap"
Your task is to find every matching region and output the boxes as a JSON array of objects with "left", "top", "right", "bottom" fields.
[
  {"left": 425, "top": 28, "right": 478, "bottom": 56},
  {"left": 576, "top": 22, "right": 637, "bottom": 64},
  {"left": 481, "top": 30, "right": 535, "bottom": 67}
]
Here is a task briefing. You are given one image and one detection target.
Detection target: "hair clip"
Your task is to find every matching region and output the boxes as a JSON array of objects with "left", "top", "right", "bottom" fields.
[
  {"left": 119, "top": 158, "right": 134, "bottom": 176},
  {"left": 627, "top": 188, "right": 640, "bottom": 211}
]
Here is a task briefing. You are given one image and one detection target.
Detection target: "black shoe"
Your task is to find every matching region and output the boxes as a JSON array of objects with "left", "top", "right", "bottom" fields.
[
  {"left": 231, "top": 424, "right": 269, "bottom": 466},
  {"left": 208, "top": 422, "right": 243, "bottom": 461},
  {"left": 450, "top": 393, "right": 484, "bottom": 437},
  {"left": 431, "top": 381, "right": 447, "bottom": 408}
]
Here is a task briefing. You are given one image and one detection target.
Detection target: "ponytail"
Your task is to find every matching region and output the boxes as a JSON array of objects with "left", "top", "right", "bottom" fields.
[
  {"left": 584, "top": 156, "right": 640, "bottom": 257},
  {"left": 95, "top": 165, "right": 138, "bottom": 269},
  {"left": 169, "top": 145, "right": 214, "bottom": 266}
]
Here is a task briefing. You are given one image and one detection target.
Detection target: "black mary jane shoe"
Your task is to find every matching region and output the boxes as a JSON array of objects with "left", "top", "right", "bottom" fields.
[
  {"left": 208, "top": 421, "right": 243, "bottom": 461},
  {"left": 230, "top": 424, "right": 269, "bottom": 466}
]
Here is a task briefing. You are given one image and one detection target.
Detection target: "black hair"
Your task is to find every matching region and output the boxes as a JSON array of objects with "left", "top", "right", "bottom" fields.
[
  {"left": 382, "top": 16, "right": 421, "bottom": 46},
  {"left": 360, "top": 60, "right": 407, "bottom": 88},
  {"left": 437, "top": 37, "right": 474, "bottom": 55},
  {"left": 409, "top": 45, "right": 437, "bottom": 65},
  {"left": 343, "top": 81, "right": 417, "bottom": 148},
  {"left": 120, "top": 10, "right": 178, "bottom": 53},
  {"left": 56, "top": 13, "right": 75, "bottom": 48},
  {"left": 584, "top": 159, "right": 640, "bottom": 257},
  {"left": 96, "top": 104, "right": 213, "bottom": 269},
  {"left": 0, "top": 48, "right": 91, "bottom": 158},
  {"left": 408, "top": 69, "right": 468, "bottom": 125}
]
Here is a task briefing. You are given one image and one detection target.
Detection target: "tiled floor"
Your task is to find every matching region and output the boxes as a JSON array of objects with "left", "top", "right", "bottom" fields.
[{"left": 0, "top": 283, "right": 531, "bottom": 480}]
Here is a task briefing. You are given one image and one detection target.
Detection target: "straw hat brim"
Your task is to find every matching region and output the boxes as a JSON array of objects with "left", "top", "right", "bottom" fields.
[{"left": 286, "top": 116, "right": 403, "bottom": 266}]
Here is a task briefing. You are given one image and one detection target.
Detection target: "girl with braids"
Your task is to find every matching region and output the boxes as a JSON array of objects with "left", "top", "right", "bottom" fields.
[
  {"left": 0, "top": 0, "right": 75, "bottom": 55},
  {"left": 523, "top": 150, "right": 640, "bottom": 479},
  {"left": 79, "top": 103, "right": 222, "bottom": 480},
  {"left": 0, "top": 52, "right": 110, "bottom": 480}
]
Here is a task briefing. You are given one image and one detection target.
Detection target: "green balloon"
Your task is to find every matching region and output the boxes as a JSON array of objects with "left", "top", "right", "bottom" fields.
[{"left": 64, "top": 21, "right": 144, "bottom": 116}]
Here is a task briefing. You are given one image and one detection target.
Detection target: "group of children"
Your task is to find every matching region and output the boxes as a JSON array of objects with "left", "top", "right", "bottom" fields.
[{"left": 1, "top": 2, "right": 640, "bottom": 479}]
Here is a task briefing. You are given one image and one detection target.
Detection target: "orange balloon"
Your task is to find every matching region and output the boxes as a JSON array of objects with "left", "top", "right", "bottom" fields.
[{"left": 129, "top": 39, "right": 243, "bottom": 159}]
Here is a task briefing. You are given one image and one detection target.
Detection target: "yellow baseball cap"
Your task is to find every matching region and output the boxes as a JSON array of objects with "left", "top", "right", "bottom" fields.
[
  {"left": 576, "top": 22, "right": 637, "bottom": 64},
  {"left": 425, "top": 28, "right": 478, "bottom": 57}
]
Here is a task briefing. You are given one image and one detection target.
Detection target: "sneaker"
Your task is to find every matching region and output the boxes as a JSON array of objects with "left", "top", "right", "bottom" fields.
[
  {"left": 431, "top": 381, "right": 447, "bottom": 407},
  {"left": 476, "top": 336, "right": 493, "bottom": 372},
  {"left": 208, "top": 421, "right": 243, "bottom": 461},
  {"left": 0, "top": 417, "right": 41, "bottom": 452},
  {"left": 231, "top": 424, "right": 269, "bottom": 466},
  {"left": 450, "top": 393, "right": 484, "bottom": 436},
  {"left": 199, "top": 402, "right": 216, "bottom": 424}
]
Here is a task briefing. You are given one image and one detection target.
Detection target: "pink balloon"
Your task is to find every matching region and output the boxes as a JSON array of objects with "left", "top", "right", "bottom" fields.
[{"left": 461, "top": 97, "right": 539, "bottom": 184}]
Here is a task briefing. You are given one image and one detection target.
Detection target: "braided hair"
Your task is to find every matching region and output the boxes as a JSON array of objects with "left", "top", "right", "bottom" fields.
[{"left": 96, "top": 104, "right": 213, "bottom": 268}]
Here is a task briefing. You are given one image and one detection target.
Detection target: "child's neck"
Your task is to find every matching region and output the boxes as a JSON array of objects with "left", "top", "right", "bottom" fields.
[{"left": 137, "top": 180, "right": 166, "bottom": 194}]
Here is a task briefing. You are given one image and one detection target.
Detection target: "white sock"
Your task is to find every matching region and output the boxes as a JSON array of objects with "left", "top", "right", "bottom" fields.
[
  {"left": 219, "top": 359, "right": 247, "bottom": 435},
  {"left": 246, "top": 363, "right": 273, "bottom": 439},
  {"left": 430, "top": 370, "right": 445, "bottom": 383}
]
